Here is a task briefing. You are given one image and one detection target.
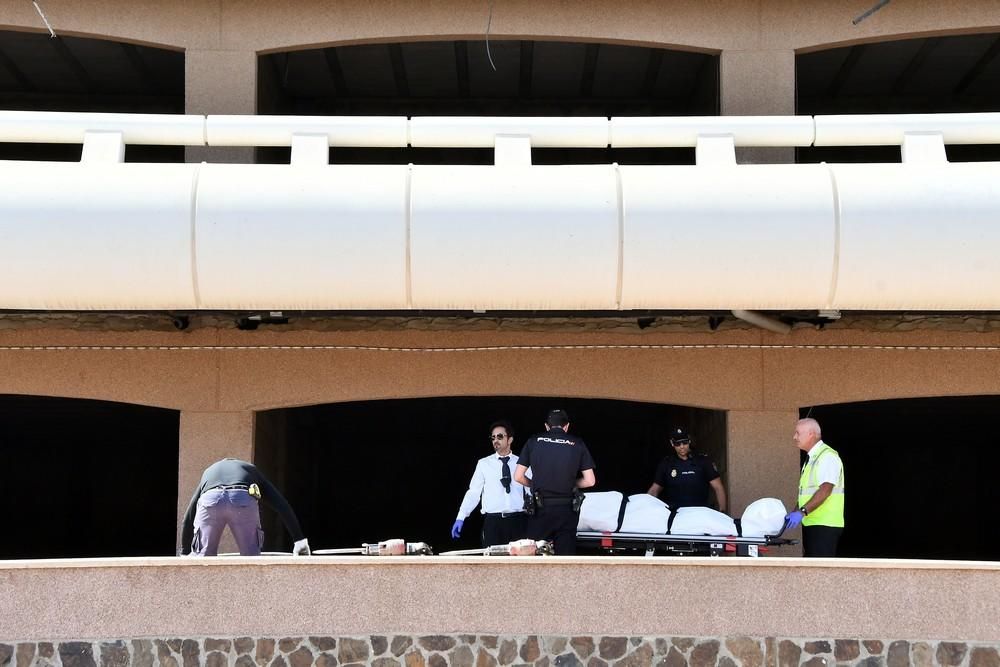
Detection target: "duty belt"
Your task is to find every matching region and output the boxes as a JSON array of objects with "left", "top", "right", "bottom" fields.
[{"left": 484, "top": 511, "right": 525, "bottom": 518}]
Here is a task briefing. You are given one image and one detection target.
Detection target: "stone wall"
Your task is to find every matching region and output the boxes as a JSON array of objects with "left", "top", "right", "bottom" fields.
[{"left": 2, "top": 636, "right": 999, "bottom": 667}]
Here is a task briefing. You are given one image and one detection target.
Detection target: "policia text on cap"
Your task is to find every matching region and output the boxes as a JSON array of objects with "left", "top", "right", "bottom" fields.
[{"left": 514, "top": 409, "right": 596, "bottom": 555}]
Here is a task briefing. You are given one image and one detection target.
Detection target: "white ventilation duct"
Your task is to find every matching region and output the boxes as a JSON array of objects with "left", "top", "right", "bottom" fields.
[
  {"left": 3, "top": 158, "right": 1000, "bottom": 311},
  {"left": 194, "top": 164, "right": 410, "bottom": 310},
  {"left": 618, "top": 164, "right": 836, "bottom": 310},
  {"left": 409, "top": 165, "right": 619, "bottom": 310},
  {"left": 3, "top": 113, "right": 1000, "bottom": 312},
  {"left": 0, "top": 162, "right": 197, "bottom": 310},
  {"left": 831, "top": 162, "right": 1000, "bottom": 310}
]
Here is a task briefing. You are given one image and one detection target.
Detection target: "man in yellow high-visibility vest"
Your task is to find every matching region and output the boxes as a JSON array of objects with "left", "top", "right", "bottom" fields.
[{"left": 784, "top": 418, "right": 845, "bottom": 557}]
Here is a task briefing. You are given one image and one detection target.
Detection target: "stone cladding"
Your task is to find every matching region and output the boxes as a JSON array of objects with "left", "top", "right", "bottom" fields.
[{"left": 1, "top": 636, "right": 998, "bottom": 667}]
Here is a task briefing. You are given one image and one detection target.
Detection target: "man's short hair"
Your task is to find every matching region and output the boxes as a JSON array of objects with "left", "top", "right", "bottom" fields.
[
  {"left": 489, "top": 420, "right": 514, "bottom": 439},
  {"left": 545, "top": 408, "right": 570, "bottom": 427},
  {"left": 797, "top": 417, "right": 822, "bottom": 438}
]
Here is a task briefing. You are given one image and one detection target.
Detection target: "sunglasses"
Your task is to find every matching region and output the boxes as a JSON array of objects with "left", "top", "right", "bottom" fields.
[
  {"left": 490, "top": 433, "right": 509, "bottom": 441},
  {"left": 671, "top": 439, "right": 692, "bottom": 447}
]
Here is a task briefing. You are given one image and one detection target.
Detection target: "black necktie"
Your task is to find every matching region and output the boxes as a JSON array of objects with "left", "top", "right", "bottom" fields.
[{"left": 500, "top": 456, "right": 511, "bottom": 494}]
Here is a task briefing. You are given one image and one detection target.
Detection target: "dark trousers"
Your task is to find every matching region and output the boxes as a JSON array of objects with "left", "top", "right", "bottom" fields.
[
  {"left": 482, "top": 513, "right": 528, "bottom": 547},
  {"left": 526, "top": 504, "right": 578, "bottom": 555},
  {"left": 803, "top": 525, "right": 843, "bottom": 557}
]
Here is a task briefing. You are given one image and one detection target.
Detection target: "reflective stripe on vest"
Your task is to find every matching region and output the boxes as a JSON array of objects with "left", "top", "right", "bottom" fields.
[{"left": 798, "top": 443, "right": 845, "bottom": 528}]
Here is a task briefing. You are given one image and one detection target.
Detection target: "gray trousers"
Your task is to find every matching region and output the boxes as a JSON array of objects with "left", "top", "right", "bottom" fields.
[{"left": 191, "top": 488, "right": 263, "bottom": 556}]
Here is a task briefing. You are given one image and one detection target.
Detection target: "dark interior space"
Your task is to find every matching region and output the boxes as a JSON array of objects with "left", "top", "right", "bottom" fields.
[
  {"left": 0, "top": 30, "right": 185, "bottom": 163},
  {"left": 255, "top": 397, "right": 725, "bottom": 552},
  {"left": 797, "top": 32, "right": 1000, "bottom": 164},
  {"left": 0, "top": 395, "right": 179, "bottom": 559},
  {"left": 803, "top": 396, "right": 1000, "bottom": 561},
  {"left": 257, "top": 40, "right": 719, "bottom": 165}
]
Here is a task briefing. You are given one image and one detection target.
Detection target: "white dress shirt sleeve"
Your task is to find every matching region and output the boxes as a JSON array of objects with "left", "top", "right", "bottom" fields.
[
  {"left": 815, "top": 452, "right": 843, "bottom": 487},
  {"left": 456, "top": 458, "right": 487, "bottom": 520}
]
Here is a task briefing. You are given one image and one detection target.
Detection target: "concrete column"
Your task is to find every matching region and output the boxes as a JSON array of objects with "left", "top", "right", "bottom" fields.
[
  {"left": 185, "top": 49, "right": 257, "bottom": 164},
  {"left": 720, "top": 49, "right": 796, "bottom": 164},
  {"left": 176, "top": 410, "right": 255, "bottom": 553},
  {"left": 727, "top": 409, "right": 801, "bottom": 554}
]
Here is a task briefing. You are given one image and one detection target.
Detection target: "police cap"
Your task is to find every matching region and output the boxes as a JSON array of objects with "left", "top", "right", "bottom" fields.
[
  {"left": 669, "top": 427, "right": 692, "bottom": 445},
  {"left": 545, "top": 408, "right": 570, "bottom": 427}
]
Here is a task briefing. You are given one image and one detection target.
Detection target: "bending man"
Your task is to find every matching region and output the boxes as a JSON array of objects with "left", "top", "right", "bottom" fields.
[{"left": 180, "top": 458, "right": 309, "bottom": 556}]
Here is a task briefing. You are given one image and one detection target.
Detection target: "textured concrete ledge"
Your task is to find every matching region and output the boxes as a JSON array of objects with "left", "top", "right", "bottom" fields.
[{"left": 1, "top": 557, "right": 998, "bottom": 642}]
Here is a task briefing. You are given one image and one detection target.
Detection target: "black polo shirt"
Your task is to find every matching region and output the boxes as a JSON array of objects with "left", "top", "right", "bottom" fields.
[
  {"left": 653, "top": 453, "right": 720, "bottom": 509},
  {"left": 180, "top": 458, "right": 304, "bottom": 552},
  {"left": 519, "top": 429, "right": 596, "bottom": 497}
]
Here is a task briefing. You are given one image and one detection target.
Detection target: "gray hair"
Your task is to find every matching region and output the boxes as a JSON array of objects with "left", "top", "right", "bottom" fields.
[{"left": 797, "top": 417, "right": 822, "bottom": 438}]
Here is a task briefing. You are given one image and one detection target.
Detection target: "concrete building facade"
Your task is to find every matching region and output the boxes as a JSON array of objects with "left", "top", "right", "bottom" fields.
[
  {"left": 1, "top": 1, "right": 1000, "bottom": 563},
  {"left": 4, "top": 2, "right": 1000, "bottom": 664}
]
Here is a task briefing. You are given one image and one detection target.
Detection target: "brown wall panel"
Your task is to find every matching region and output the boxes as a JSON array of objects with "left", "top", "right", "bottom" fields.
[
  {"left": 4, "top": 326, "right": 1000, "bottom": 412},
  {"left": 2, "top": 1, "right": 999, "bottom": 62}
]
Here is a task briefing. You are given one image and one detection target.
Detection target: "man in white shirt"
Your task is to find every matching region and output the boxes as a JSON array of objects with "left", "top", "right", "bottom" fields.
[{"left": 451, "top": 420, "right": 529, "bottom": 547}]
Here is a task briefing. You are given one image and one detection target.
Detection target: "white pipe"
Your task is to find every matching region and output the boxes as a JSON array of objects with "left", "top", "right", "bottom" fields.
[
  {"left": 0, "top": 110, "right": 205, "bottom": 145},
  {"left": 814, "top": 112, "right": 1000, "bottom": 146},
  {"left": 611, "top": 116, "right": 815, "bottom": 148},
  {"left": 731, "top": 310, "right": 792, "bottom": 334},
  {"left": 409, "top": 116, "right": 609, "bottom": 148},
  {"left": 4, "top": 111, "right": 1000, "bottom": 150},
  {"left": 206, "top": 115, "right": 408, "bottom": 147}
]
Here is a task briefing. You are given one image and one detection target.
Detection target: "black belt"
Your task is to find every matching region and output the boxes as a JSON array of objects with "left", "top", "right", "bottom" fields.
[
  {"left": 484, "top": 511, "right": 524, "bottom": 518},
  {"left": 539, "top": 496, "right": 573, "bottom": 505}
]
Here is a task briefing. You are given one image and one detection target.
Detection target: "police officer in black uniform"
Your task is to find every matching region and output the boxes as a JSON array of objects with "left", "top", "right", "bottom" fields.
[
  {"left": 647, "top": 427, "right": 727, "bottom": 513},
  {"left": 514, "top": 408, "right": 596, "bottom": 555}
]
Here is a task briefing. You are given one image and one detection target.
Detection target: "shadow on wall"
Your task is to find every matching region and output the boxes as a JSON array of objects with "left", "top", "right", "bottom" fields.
[
  {"left": 255, "top": 397, "right": 726, "bottom": 552},
  {"left": 803, "top": 395, "right": 1000, "bottom": 561}
]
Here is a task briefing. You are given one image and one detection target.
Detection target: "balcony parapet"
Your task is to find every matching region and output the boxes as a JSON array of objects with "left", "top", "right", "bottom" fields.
[{"left": 1, "top": 556, "right": 999, "bottom": 642}]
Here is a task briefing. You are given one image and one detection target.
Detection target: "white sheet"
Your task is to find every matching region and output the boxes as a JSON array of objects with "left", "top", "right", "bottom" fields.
[
  {"left": 578, "top": 492, "right": 786, "bottom": 537},
  {"left": 577, "top": 491, "right": 624, "bottom": 532},
  {"left": 740, "top": 498, "right": 788, "bottom": 537},
  {"left": 667, "top": 506, "right": 738, "bottom": 536},
  {"left": 619, "top": 493, "right": 671, "bottom": 533}
]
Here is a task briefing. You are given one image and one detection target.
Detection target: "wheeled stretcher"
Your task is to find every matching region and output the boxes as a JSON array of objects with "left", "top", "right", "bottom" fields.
[
  {"left": 576, "top": 528, "right": 795, "bottom": 557},
  {"left": 575, "top": 492, "right": 797, "bottom": 557}
]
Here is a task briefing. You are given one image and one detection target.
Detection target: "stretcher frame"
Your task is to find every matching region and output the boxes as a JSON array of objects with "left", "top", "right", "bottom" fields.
[{"left": 576, "top": 530, "right": 796, "bottom": 557}]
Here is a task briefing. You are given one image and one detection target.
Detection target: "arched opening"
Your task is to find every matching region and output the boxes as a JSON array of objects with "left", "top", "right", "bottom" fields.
[
  {"left": 796, "top": 32, "right": 1000, "bottom": 163},
  {"left": 0, "top": 394, "right": 179, "bottom": 558},
  {"left": 255, "top": 397, "right": 726, "bottom": 552},
  {"left": 803, "top": 396, "right": 1000, "bottom": 560},
  {"left": 0, "top": 30, "right": 184, "bottom": 162},
  {"left": 257, "top": 39, "right": 719, "bottom": 165}
]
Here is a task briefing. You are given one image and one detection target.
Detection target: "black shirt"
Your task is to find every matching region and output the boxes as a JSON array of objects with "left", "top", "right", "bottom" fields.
[
  {"left": 180, "top": 458, "right": 304, "bottom": 553},
  {"left": 653, "top": 453, "right": 720, "bottom": 509},
  {"left": 519, "top": 429, "right": 596, "bottom": 497}
]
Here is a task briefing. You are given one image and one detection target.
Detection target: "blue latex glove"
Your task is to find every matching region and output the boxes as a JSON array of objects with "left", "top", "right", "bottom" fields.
[
  {"left": 451, "top": 519, "right": 464, "bottom": 539},
  {"left": 784, "top": 510, "right": 804, "bottom": 530}
]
